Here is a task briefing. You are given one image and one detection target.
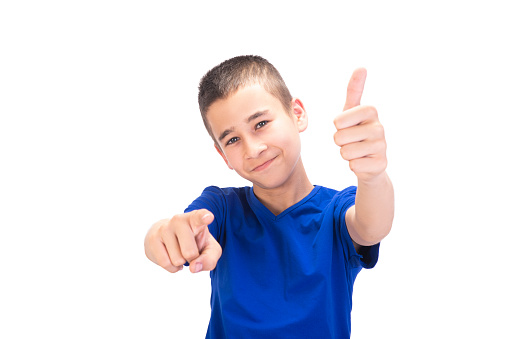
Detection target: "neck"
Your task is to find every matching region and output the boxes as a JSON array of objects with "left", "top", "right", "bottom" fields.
[{"left": 252, "top": 158, "right": 314, "bottom": 216}]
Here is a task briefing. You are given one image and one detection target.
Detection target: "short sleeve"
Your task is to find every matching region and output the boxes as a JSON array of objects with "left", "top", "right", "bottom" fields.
[
  {"left": 334, "top": 186, "right": 380, "bottom": 269},
  {"left": 184, "top": 186, "right": 226, "bottom": 243}
]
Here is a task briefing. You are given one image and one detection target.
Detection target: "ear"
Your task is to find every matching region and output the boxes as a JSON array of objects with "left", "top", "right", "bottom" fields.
[
  {"left": 215, "top": 144, "right": 234, "bottom": 170},
  {"left": 291, "top": 98, "right": 308, "bottom": 132}
]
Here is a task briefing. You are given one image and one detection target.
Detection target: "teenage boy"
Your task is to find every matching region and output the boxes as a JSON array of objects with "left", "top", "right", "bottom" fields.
[{"left": 145, "top": 55, "right": 394, "bottom": 338}]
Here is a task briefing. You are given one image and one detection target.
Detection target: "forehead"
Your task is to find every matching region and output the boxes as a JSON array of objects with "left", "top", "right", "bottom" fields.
[{"left": 206, "top": 84, "right": 285, "bottom": 134}]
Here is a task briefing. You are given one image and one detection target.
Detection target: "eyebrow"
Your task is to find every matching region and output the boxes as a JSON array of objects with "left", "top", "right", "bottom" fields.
[{"left": 218, "top": 110, "right": 269, "bottom": 142}]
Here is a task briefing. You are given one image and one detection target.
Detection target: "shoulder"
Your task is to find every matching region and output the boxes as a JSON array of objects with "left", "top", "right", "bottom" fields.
[
  {"left": 314, "top": 185, "right": 357, "bottom": 205},
  {"left": 200, "top": 185, "right": 250, "bottom": 200},
  {"left": 186, "top": 186, "right": 250, "bottom": 210},
  {"left": 313, "top": 185, "right": 357, "bottom": 227},
  {"left": 292, "top": 185, "right": 356, "bottom": 219}
]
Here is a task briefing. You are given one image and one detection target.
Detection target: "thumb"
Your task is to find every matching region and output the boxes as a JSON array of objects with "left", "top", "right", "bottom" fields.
[
  {"left": 189, "top": 235, "right": 222, "bottom": 273},
  {"left": 343, "top": 68, "right": 367, "bottom": 111}
]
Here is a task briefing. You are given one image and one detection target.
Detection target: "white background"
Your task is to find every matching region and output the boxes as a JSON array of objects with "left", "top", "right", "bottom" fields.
[{"left": 1, "top": 1, "right": 507, "bottom": 338}]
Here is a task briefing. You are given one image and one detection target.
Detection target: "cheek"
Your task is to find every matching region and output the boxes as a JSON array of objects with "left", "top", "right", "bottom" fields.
[
  {"left": 269, "top": 121, "right": 298, "bottom": 145},
  {"left": 223, "top": 149, "right": 242, "bottom": 168},
  {"left": 273, "top": 126, "right": 301, "bottom": 152}
]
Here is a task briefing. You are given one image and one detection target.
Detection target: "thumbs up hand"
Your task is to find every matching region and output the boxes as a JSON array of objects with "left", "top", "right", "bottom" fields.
[{"left": 333, "top": 68, "right": 387, "bottom": 183}]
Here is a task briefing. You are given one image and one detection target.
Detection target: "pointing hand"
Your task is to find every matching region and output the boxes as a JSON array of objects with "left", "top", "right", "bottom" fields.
[{"left": 145, "top": 209, "right": 222, "bottom": 273}]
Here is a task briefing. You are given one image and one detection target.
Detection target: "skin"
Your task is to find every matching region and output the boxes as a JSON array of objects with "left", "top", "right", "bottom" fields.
[
  {"left": 337, "top": 69, "right": 394, "bottom": 248},
  {"left": 144, "top": 68, "right": 394, "bottom": 273},
  {"left": 209, "top": 83, "right": 314, "bottom": 215}
]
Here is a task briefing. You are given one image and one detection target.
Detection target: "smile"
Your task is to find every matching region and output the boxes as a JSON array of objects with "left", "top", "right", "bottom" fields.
[{"left": 252, "top": 156, "right": 277, "bottom": 172}]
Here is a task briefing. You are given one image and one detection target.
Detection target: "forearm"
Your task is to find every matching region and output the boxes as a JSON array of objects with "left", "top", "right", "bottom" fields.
[{"left": 353, "top": 171, "right": 394, "bottom": 244}]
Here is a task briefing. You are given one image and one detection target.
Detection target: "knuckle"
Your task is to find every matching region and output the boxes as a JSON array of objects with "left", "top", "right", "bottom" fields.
[
  {"left": 159, "top": 258, "right": 175, "bottom": 271},
  {"left": 349, "top": 161, "right": 356, "bottom": 172},
  {"left": 148, "top": 220, "right": 165, "bottom": 239},
  {"left": 170, "top": 214, "right": 183, "bottom": 225},
  {"left": 155, "top": 217, "right": 171, "bottom": 228},
  {"left": 366, "top": 105, "right": 378, "bottom": 117},
  {"left": 340, "top": 147, "right": 349, "bottom": 159},
  {"left": 181, "top": 249, "right": 199, "bottom": 262},
  {"left": 370, "top": 105, "right": 378, "bottom": 112},
  {"left": 185, "top": 210, "right": 200, "bottom": 227},
  {"left": 155, "top": 217, "right": 174, "bottom": 235},
  {"left": 375, "top": 139, "right": 386, "bottom": 153},
  {"left": 144, "top": 246, "right": 153, "bottom": 261},
  {"left": 172, "top": 258, "right": 186, "bottom": 267},
  {"left": 168, "top": 251, "right": 186, "bottom": 266},
  {"left": 166, "top": 214, "right": 186, "bottom": 233},
  {"left": 163, "top": 264, "right": 180, "bottom": 273},
  {"left": 334, "top": 132, "right": 342, "bottom": 146},
  {"left": 334, "top": 116, "right": 345, "bottom": 130},
  {"left": 374, "top": 122, "right": 384, "bottom": 137}
]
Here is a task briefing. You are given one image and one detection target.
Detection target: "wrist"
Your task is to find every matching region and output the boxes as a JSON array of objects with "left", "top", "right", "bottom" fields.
[{"left": 357, "top": 171, "right": 389, "bottom": 187}]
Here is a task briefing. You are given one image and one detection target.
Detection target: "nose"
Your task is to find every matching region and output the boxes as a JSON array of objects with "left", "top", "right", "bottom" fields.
[{"left": 244, "top": 136, "right": 267, "bottom": 159}]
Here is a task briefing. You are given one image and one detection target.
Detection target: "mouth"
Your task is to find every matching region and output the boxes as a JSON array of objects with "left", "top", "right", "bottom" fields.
[{"left": 252, "top": 156, "right": 277, "bottom": 172}]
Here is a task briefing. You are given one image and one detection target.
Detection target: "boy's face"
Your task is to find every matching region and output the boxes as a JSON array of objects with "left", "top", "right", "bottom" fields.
[{"left": 207, "top": 83, "right": 308, "bottom": 190}]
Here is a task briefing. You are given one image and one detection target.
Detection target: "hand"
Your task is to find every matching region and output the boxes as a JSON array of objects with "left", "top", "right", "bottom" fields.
[
  {"left": 333, "top": 68, "right": 387, "bottom": 182},
  {"left": 144, "top": 209, "right": 222, "bottom": 273}
]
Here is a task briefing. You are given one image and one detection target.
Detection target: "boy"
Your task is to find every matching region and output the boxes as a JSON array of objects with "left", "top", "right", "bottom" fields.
[{"left": 145, "top": 55, "right": 394, "bottom": 338}]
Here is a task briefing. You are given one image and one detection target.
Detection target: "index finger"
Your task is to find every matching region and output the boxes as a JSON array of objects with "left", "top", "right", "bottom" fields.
[
  {"left": 187, "top": 209, "right": 214, "bottom": 234},
  {"left": 343, "top": 68, "right": 367, "bottom": 111}
]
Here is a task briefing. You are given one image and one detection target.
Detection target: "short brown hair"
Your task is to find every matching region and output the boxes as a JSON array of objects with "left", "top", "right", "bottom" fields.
[{"left": 198, "top": 55, "right": 293, "bottom": 145}]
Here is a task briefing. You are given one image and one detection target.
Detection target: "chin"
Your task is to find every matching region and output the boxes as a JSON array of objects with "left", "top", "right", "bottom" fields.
[
  {"left": 250, "top": 176, "right": 291, "bottom": 191},
  {"left": 236, "top": 160, "right": 299, "bottom": 190}
]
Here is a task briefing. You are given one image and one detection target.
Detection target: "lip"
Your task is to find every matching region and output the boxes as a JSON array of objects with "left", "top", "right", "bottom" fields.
[{"left": 252, "top": 156, "right": 277, "bottom": 172}]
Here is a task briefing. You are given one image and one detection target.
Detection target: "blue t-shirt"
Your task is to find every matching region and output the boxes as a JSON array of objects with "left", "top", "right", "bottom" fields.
[{"left": 185, "top": 185, "right": 380, "bottom": 339}]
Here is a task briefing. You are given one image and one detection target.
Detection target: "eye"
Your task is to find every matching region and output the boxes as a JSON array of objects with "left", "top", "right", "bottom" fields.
[
  {"left": 255, "top": 120, "right": 269, "bottom": 129},
  {"left": 226, "top": 136, "right": 239, "bottom": 146}
]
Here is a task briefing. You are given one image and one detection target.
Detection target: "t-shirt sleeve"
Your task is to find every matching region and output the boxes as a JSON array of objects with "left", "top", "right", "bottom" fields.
[
  {"left": 184, "top": 186, "right": 225, "bottom": 243},
  {"left": 334, "top": 186, "right": 380, "bottom": 269}
]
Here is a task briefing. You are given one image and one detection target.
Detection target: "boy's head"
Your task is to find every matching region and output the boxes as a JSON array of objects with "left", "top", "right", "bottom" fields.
[
  {"left": 198, "top": 55, "right": 293, "bottom": 146},
  {"left": 197, "top": 56, "right": 308, "bottom": 190}
]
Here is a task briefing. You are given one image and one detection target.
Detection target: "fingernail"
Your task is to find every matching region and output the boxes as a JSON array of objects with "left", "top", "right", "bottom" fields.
[
  {"left": 202, "top": 214, "right": 211, "bottom": 221},
  {"left": 194, "top": 262, "right": 202, "bottom": 273}
]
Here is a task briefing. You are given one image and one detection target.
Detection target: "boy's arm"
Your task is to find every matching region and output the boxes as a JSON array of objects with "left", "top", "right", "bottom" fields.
[
  {"left": 334, "top": 68, "right": 394, "bottom": 250},
  {"left": 346, "top": 172, "right": 394, "bottom": 250}
]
